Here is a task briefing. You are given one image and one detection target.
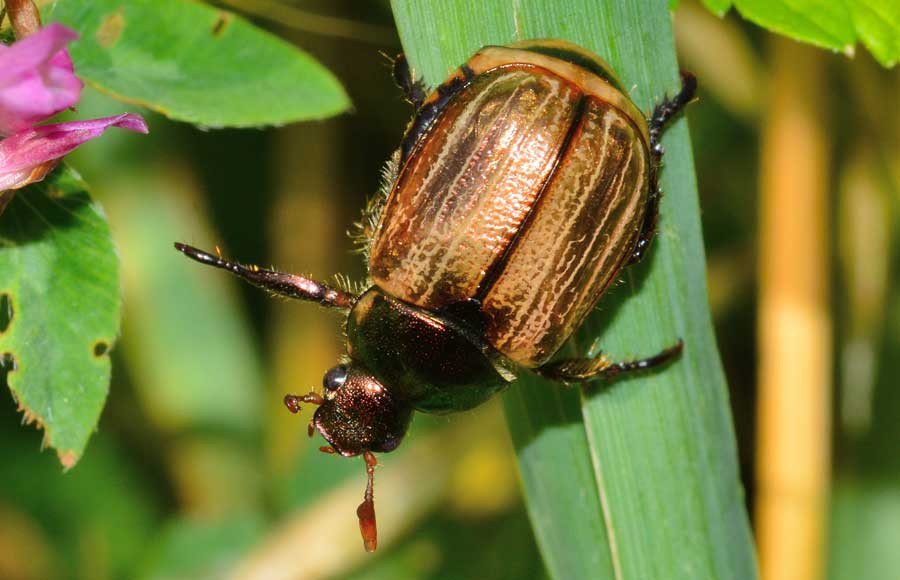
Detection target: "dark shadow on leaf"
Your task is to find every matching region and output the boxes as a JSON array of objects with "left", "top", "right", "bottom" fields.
[
  {"left": 0, "top": 352, "right": 18, "bottom": 383},
  {"left": 0, "top": 169, "right": 93, "bottom": 245},
  {"left": 0, "top": 294, "right": 11, "bottom": 334},
  {"left": 93, "top": 341, "right": 109, "bottom": 357}
]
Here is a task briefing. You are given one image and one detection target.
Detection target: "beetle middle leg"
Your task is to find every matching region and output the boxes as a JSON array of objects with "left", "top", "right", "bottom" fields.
[
  {"left": 628, "top": 72, "right": 698, "bottom": 265},
  {"left": 536, "top": 339, "right": 683, "bottom": 384}
]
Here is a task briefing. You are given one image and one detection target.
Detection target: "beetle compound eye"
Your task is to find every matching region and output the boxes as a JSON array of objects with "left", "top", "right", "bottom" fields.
[{"left": 323, "top": 365, "right": 348, "bottom": 391}]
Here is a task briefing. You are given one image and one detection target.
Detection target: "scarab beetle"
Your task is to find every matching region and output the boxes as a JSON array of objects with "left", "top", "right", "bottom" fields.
[{"left": 176, "top": 40, "right": 695, "bottom": 552}]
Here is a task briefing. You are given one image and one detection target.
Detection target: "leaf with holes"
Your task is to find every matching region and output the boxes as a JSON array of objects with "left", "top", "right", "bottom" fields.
[
  {"left": 43, "top": 0, "right": 350, "bottom": 127},
  {"left": 0, "top": 166, "right": 119, "bottom": 468}
]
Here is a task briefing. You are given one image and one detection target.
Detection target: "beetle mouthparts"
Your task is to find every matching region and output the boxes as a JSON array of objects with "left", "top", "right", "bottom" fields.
[
  {"left": 283, "top": 392, "right": 324, "bottom": 414},
  {"left": 358, "top": 451, "right": 378, "bottom": 552}
]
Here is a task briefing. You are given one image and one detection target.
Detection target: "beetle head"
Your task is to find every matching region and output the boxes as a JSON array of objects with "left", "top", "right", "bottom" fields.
[
  {"left": 283, "top": 363, "right": 412, "bottom": 552},
  {"left": 305, "top": 364, "right": 413, "bottom": 457}
]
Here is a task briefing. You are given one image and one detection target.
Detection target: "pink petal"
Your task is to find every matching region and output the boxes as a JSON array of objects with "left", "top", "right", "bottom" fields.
[
  {"left": 0, "top": 23, "right": 84, "bottom": 134},
  {"left": 0, "top": 113, "right": 149, "bottom": 190}
]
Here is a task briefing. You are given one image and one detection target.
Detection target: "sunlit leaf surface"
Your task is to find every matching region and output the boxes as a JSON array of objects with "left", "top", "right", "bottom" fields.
[
  {"left": 44, "top": 0, "right": 351, "bottom": 127},
  {"left": 691, "top": 0, "right": 900, "bottom": 67}
]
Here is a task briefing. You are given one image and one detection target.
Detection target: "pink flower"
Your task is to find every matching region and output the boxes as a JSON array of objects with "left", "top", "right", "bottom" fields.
[
  {"left": 0, "top": 114, "right": 148, "bottom": 190},
  {"left": 0, "top": 23, "right": 82, "bottom": 133},
  {"left": 0, "top": 23, "right": 148, "bottom": 194}
]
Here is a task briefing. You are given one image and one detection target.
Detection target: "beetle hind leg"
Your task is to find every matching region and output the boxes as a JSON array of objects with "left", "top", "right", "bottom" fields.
[
  {"left": 536, "top": 339, "right": 683, "bottom": 384},
  {"left": 628, "top": 72, "right": 698, "bottom": 265}
]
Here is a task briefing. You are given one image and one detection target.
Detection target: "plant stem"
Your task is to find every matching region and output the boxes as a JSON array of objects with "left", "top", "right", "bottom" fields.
[{"left": 756, "top": 36, "right": 831, "bottom": 580}]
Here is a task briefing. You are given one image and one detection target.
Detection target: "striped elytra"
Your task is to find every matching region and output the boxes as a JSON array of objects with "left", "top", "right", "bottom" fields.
[{"left": 370, "top": 45, "right": 651, "bottom": 367}]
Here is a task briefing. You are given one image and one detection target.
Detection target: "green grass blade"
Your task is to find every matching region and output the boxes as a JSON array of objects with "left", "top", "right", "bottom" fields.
[{"left": 389, "top": 1, "right": 757, "bottom": 578}]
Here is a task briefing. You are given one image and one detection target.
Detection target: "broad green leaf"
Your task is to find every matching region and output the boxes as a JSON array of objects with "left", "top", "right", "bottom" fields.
[
  {"left": 44, "top": 0, "right": 351, "bottom": 128},
  {"left": 694, "top": 0, "right": 900, "bottom": 68},
  {"left": 391, "top": 1, "right": 757, "bottom": 579},
  {"left": 733, "top": 0, "right": 855, "bottom": 54},
  {"left": 0, "top": 166, "right": 119, "bottom": 467}
]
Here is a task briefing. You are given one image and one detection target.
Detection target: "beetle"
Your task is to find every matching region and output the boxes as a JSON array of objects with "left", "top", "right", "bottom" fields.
[{"left": 175, "top": 39, "right": 695, "bottom": 552}]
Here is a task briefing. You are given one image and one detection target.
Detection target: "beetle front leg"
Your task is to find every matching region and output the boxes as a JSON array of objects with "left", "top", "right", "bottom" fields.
[
  {"left": 536, "top": 340, "right": 683, "bottom": 384},
  {"left": 628, "top": 72, "right": 698, "bottom": 265},
  {"left": 174, "top": 243, "right": 356, "bottom": 309},
  {"left": 394, "top": 51, "right": 431, "bottom": 166},
  {"left": 397, "top": 61, "right": 474, "bottom": 167},
  {"left": 392, "top": 53, "right": 428, "bottom": 110}
]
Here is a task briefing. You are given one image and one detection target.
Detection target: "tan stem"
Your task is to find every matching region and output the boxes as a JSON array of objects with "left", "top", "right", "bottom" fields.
[
  {"left": 756, "top": 36, "right": 832, "bottom": 580},
  {"left": 6, "top": 0, "right": 41, "bottom": 38}
]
